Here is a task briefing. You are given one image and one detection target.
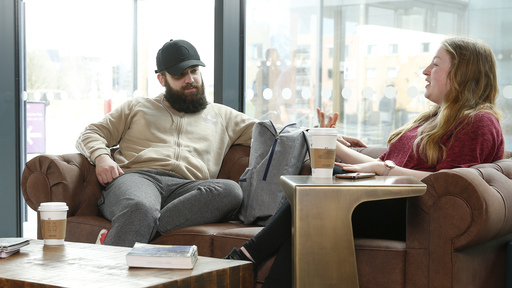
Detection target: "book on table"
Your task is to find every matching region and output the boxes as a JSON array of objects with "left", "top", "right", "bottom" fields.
[
  {"left": 1, "top": 250, "right": 21, "bottom": 258},
  {"left": 126, "top": 242, "right": 198, "bottom": 269},
  {"left": 0, "top": 238, "right": 30, "bottom": 258}
]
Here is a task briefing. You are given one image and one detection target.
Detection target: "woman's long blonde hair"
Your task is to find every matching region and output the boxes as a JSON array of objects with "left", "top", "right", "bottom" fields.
[{"left": 387, "top": 37, "right": 502, "bottom": 167}]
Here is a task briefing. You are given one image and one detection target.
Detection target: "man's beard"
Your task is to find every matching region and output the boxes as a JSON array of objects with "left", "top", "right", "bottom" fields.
[{"left": 164, "top": 80, "right": 208, "bottom": 114}]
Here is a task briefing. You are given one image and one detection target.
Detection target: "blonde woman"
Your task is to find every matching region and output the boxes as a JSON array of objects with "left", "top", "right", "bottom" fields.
[
  {"left": 336, "top": 36, "right": 503, "bottom": 177},
  {"left": 226, "top": 37, "right": 504, "bottom": 288}
]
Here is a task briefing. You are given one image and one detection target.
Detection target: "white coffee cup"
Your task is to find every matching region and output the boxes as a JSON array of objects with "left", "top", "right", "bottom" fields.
[
  {"left": 38, "top": 202, "right": 68, "bottom": 245},
  {"left": 309, "top": 128, "right": 338, "bottom": 177}
]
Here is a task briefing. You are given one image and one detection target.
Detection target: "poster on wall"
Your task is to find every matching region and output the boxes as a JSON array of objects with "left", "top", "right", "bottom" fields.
[{"left": 26, "top": 102, "right": 46, "bottom": 154}]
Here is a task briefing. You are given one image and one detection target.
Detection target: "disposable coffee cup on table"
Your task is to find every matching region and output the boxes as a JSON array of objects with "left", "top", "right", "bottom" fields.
[
  {"left": 38, "top": 202, "right": 68, "bottom": 245},
  {"left": 309, "top": 128, "right": 338, "bottom": 178}
]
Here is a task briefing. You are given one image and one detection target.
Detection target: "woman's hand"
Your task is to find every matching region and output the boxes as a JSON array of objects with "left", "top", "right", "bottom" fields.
[
  {"left": 335, "top": 161, "right": 384, "bottom": 175},
  {"left": 336, "top": 160, "right": 432, "bottom": 180},
  {"left": 339, "top": 135, "right": 367, "bottom": 148}
]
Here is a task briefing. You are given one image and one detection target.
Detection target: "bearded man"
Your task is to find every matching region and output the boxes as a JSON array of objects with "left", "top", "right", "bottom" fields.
[{"left": 76, "top": 39, "right": 257, "bottom": 247}]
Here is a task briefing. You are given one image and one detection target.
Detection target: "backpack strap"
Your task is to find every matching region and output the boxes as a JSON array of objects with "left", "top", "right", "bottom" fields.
[
  {"left": 303, "top": 129, "right": 311, "bottom": 160},
  {"left": 262, "top": 122, "right": 298, "bottom": 181}
]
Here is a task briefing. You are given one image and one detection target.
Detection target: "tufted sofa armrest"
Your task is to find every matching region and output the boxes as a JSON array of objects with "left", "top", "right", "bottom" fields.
[
  {"left": 21, "top": 153, "right": 103, "bottom": 218},
  {"left": 405, "top": 158, "right": 512, "bottom": 286},
  {"left": 410, "top": 159, "right": 512, "bottom": 250}
]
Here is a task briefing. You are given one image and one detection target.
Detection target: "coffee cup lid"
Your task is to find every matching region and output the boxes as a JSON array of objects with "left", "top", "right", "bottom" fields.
[
  {"left": 38, "top": 202, "right": 69, "bottom": 211},
  {"left": 308, "top": 128, "right": 338, "bottom": 136}
]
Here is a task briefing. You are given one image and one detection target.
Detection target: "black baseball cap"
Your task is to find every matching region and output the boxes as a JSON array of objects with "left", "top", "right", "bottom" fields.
[{"left": 155, "top": 39, "right": 205, "bottom": 76}]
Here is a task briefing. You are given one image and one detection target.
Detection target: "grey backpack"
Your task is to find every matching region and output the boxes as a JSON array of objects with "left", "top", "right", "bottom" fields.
[{"left": 238, "top": 120, "right": 309, "bottom": 225}]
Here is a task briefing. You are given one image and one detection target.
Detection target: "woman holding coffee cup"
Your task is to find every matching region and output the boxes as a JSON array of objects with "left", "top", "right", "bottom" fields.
[{"left": 225, "top": 37, "right": 505, "bottom": 288}]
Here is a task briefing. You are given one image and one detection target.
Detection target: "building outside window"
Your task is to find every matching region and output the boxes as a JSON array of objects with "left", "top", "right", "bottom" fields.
[
  {"left": 244, "top": 0, "right": 512, "bottom": 147},
  {"left": 24, "top": 0, "right": 214, "bottom": 156},
  {"left": 389, "top": 44, "right": 398, "bottom": 54}
]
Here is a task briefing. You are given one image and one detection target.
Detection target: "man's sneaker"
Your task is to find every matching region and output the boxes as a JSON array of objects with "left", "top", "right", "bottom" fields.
[{"left": 95, "top": 229, "right": 109, "bottom": 245}]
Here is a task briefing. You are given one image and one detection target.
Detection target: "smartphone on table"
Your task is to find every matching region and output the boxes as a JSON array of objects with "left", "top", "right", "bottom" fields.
[{"left": 335, "top": 172, "right": 376, "bottom": 179}]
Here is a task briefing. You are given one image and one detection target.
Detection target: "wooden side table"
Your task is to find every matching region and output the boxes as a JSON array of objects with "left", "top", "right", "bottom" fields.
[{"left": 280, "top": 175, "right": 426, "bottom": 288}]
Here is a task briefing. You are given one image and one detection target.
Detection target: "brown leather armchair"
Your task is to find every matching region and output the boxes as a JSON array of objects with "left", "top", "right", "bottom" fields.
[{"left": 22, "top": 145, "right": 512, "bottom": 288}]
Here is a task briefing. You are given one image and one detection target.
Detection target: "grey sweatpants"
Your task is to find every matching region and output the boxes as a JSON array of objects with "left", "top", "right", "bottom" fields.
[{"left": 98, "top": 169, "right": 243, "bottom": 247}]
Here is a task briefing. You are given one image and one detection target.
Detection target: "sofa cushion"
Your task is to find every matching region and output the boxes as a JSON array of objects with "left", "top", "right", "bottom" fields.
[
  {"left": 355, "top": 238, "right": 406, "bottom": 288},
  {"left": 212, "top": 227, "right": 264, "bottom": 258},
  {"left": 150, "top": 222, "right": 253, "bottom": 257},
  {"left": 65, "top": 215, "right": 112, "bottom": 244},
  {"left": 214, "top": 227, "right": 272, "bottom": 286}
]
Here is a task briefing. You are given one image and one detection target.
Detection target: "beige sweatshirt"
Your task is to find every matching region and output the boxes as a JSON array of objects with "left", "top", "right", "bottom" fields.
[{"left": 76, "top": 93, "right": 257, "bottom": 180}]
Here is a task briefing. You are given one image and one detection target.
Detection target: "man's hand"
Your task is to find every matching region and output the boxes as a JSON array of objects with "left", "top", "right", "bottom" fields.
[
  {"left": 94, "top": 154, "right": 124, "bottom": 186},
  {"left": 317, "top": 107, "right": 338, "bottom": 128},
  {"left": 316, "top": 107, "right": 367, "bottom": 148}
]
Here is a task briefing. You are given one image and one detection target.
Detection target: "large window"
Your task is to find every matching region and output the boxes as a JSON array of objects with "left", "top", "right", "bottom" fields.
[
  {"left": 24, "top": 0, "right": 214, "bottom": 156},
  {"left": 25, "top": 0, "right": 134, "bottom": 154},
  {"left": 26, "top": 0, "right": 512, "bottom": 159},
  {"left": 245, "top": 0, "right": 512, "bottom": 149},
  {"left": 23, "top": 0, "right": 215, "bottom": 238}
]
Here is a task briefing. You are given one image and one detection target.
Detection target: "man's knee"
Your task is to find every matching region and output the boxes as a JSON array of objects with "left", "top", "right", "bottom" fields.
[
  {"left": 129, "top": 200, "right": 160, "bottom": 217},
  {"left": 215, "top": 179, "right": 243, "bottom": 205}
]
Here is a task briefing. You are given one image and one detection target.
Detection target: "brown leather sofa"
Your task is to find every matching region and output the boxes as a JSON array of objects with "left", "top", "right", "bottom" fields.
[{"left": 22, "top": 145, "right": 512, "bottom": 288}]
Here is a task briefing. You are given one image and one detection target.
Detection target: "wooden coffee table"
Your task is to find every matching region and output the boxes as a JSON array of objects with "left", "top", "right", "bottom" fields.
[
  {"left": 0, "top": 240, "right": 252, "bottom": 288},
  {"left": 280, "top": 175, "right": 426, "bottom": 288}
]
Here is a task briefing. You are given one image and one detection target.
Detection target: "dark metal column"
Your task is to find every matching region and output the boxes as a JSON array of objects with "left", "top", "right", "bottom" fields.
[
  {"left": 214, "top": 0, "right": 245, "bottom": 111},
  {"left": 0, "top": 0, "right": 25, "bottom": 237}
]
